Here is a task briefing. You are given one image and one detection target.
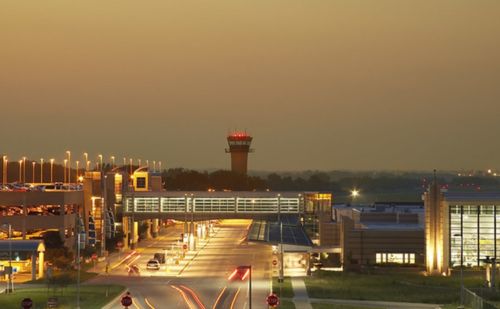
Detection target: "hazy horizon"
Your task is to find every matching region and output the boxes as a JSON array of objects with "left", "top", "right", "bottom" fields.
[{"left": 2, "top": 1, "right": 499, "bottom": 171}]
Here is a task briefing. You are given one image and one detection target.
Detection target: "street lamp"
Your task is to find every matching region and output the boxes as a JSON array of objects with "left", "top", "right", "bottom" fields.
[
  {"left": 2, "top": 155, "right": 7, "bottom": 184},
  {"left": 1, "top": 223, "right": 13, "bottom": 293},
  {"left": 86, "top": 160, "right": 90, "bottom": 172},
  {"left": 22, "top": 157, "right": 26, "bottom": 183},
  {"left": 83, "top": 153, "right": 88, "bottom": 171},
  {"left": 63, "top": 159, "right": 68, "bottom": 183},
  {"left": 350, "top": 189, "right": 360, "bottom": 205},
  {"left": 98, "top": 154, "right": 103, "bottom": 171},
  {"left": 76, "top": 161, "right": 79, "bottom": 179},
  {"left": 32, "top": 162, "right": 35, "bottom": 183},
  {"left": 158, "top": 161, "right": 162, "bottom": 172},
  {"left": 18, "top": 160, "right": 22, "bottom": 183},
  {"left": 454, "top": 233, "right": 464, "bottom": 308},
  {"left": 40, "top": 158, "right": 44, "bottom": 183},
  {"left": 66, "top": 151, "right": 71, "bottom": 183},
  {"left": 111, "top": 156, "right": 115, "bottom": 169},
  {"left": 50, "top": 159, "right": 54, "bottom": 183},
  {"left": 138, "top": 159, "right": 142, "bottom": 167},
  {"left": 129, "top": 158, "right": 133, "bottom": 174},
  {"left": 153, "top": 161, "right": 156, "bottom": 173}
]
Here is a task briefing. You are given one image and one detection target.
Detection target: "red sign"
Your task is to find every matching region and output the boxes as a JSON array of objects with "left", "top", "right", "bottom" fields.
[
  {"left": 116, "top": 241, "right": 123, "bottom": 248},
  {"left": 21, "top": 298, "right": 33, "bottom": 309},
  {"left": 272, "top": 260, "right": 278, "bottom": 266},
  {"left": 182, "top": 244, "right": 187, "bottom": 250},
  {"left": 91, "top": 253, "right": 98, "bottom": 260},
  {"left": 121, "top": 294, "right": 133, "bottom": 307},
  {"left": 266, "top": 294, "right": 279, "bottom": 307}
]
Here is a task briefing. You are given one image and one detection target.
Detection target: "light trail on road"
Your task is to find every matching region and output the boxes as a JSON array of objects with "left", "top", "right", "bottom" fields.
[
  {"left": 179, "top": 285, "right": 206, "bottom": 309},
  {"left": 230, "top": 288, "right": 240, "bottom": 309},
  {"left": 144, "top": 298, "right": 156, "bottom": 309},
  {"left": 171, "top": 285, "right": 195, "bottom": 309},
  {"left": 212, "top": 286, "right": 226, "bottom": 309}
]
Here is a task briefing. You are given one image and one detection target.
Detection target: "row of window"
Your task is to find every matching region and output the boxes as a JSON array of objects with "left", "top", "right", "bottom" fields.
[{"left": 376, "top": 253, "right": 416, "bottom": 264}]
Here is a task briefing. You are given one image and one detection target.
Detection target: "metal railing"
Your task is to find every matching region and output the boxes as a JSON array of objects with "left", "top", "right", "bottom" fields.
[
  {"left": 124, "top": 196, "right": 302, "bottom": 214},
  {"left": 463, "top": 288, "right": 498, "bottom": 309}
]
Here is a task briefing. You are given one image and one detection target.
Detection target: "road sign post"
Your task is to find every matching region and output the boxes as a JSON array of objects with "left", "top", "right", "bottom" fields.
[
  {"left": 266, "top": 293, "right": 279, "bottom": 308},
  {"left": 121, "top": 292, "right": 133, "bottom": 308}
]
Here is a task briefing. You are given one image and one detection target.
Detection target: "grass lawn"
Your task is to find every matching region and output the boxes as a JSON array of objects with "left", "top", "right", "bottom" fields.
[
  {"left": 280, "top": 300, "right": 296, "bottom": 309},
  {"left": 27, "top": 268, "right": 99, "bottom": 284},
  {"left": 0, "top": 285, "right": 124, "bottom": 309},
  {"left": 305, "top": 270, "right": 495, "bottom": 305},
  {"left": 272, "top": 277, "right": 294, "bottom": 298},
  {"left": 312, "top": 304, "right": 383, "bottom": 309}
]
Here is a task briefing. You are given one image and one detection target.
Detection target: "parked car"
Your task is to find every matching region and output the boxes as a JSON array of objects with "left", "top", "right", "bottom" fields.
[{"left": 146, "top": 259, "right": 160, "bottom": 270}]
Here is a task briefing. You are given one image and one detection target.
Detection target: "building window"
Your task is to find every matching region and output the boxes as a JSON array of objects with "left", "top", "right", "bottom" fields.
[{"left": 376, "top": 253, "right": 415, "bottom": 264}]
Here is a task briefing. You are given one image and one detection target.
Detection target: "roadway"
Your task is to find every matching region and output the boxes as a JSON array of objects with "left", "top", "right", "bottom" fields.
[{"left": 91, "top": 219, "right": 273, "bottom": 309}]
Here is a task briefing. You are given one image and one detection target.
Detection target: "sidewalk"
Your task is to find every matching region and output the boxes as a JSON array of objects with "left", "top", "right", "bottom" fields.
[{"left": 291, "top": 277, "right": 313, "bottom": 309}]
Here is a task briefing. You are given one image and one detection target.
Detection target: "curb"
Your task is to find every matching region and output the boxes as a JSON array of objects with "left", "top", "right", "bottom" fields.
[{"left": 101, "top": 287, "right": 128, "bottom": 309}]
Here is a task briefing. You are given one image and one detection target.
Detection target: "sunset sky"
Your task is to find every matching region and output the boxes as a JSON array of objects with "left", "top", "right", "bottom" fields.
[{"left": 1, "top": 1, "right": 499, "bottom": 171}]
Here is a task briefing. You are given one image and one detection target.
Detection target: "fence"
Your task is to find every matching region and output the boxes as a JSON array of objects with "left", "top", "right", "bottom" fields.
[{"left": 463, "top": 288, "right": 498, "bottom": 309}]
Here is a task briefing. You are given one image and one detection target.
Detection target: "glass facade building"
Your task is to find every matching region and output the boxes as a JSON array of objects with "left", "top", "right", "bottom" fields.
[{"left": 449, "top": 205, "right": 499, "bottom": 267}]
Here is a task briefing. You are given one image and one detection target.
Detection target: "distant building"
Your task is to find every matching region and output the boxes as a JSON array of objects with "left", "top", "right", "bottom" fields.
[
  {"left": 424, "top": 183, "right": 500, "bottom": 275},
  {"left": 225, "top": 132, "right": 253, "bottom": 175}
]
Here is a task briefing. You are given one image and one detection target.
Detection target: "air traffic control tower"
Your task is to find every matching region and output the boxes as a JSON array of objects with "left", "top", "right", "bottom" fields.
[{"left": 225, "top": 132, "right": 253, "bottom": 175}]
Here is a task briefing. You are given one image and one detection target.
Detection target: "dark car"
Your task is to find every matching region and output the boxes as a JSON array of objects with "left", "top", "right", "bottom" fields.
[{"left": 154, "top": 253, "right": 166, "bottom": 264}]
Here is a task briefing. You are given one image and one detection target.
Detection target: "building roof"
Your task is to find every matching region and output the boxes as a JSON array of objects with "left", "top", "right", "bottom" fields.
[
  {"left": 248, "top": 217, "right": 312, "bottom": 247},
  {"left": 0, "top": 240, "right": 45, "bottom": 252},
  {"left": 359, "top": 223, "right": 424, "bottom": 231},
  {"left": 125, "top": 191, "right": 307, "bottom": 198},
  {"left": 443, "top": 191, "right": 500, "bottom": 202}
]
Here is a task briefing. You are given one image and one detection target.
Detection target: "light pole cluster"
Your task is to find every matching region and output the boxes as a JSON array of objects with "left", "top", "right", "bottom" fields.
[{"left": 0, "top": 151, "right": 164, "bottom": 185}]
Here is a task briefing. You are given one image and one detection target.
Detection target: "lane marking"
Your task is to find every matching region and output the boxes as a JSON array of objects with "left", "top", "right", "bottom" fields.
[
  {"left": 230, "top": 288, "right": 240, "bottom": 309},
  {"left": 171, "top": 285, "right": 195, "bottom": 309},
  {"left": 212, "top": 286, "right": 227, "bottom": 309},
  {"left": 132, "top": 299, "right": 143, "bottom": 309},
  {"left": 144, "top": 298, "right": 156, "bottom": 309},
  {"left": 180, "top": 285, "right": 206, "bottom": 309}
]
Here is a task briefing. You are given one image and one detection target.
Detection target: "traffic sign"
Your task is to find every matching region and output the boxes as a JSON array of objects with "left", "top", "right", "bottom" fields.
[
  {"left": 21, "top": 298, "right": 33, "bottom": 309},
  {"left": 182, "top": 244, "right": 188, "bottom": 251},
  {"left": 266, "top": 293, "right": 279, "bottom": 307},
  {"left": 91, "top": 253, "right": 98, "bottom": 260},
  {"left": 116, "top": 241, "right": 123, "bottom": 248},
  {"left": 121, "top": 293, "right": 133, "bottom": 308},
  {"left": 272, "top": 260, "right": 278, "bottom": 266}
]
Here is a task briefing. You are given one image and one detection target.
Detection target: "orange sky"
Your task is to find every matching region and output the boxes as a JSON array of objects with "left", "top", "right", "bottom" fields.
[{"left": 1, "top": 1, "right": 500, "bottom": 171}]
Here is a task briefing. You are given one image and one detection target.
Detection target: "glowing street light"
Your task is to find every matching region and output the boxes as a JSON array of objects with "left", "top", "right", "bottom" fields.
[
  {"left": 111, "top": 156, "right": 115, "bottom": 169},
  {"left": 50, "top": 159, "right": 55, "bottom": 183},
  {"left": 350, "top": 189, "right": 360, "bottom": 205},
  {"left": 40, "top": 158, "right": 44, "bottom": 183},
  {"left": 66, "top": 151, "right": 71, "bottom": 183},
  {"left": 32, "top": 162, "right": 35, "bottom": 183},
  {"left": 76, "top": 161, "right": 80, "bottom": 179},
  {"left": 129, "top": 158, "right": 133, "bottom": 174},
  {"left": 158, "top": 161, "right": 162, "bottom": 172},
  {"left": 22, "top": 156, "right": 26, "bottom": 183},
  {"left": 86, "top": 160, "right": 91, "bottom": 172},
  {"left": 2, "top": 155, "right": 7, "bottom": 184},
  {"left": 83, "top": 153, "right": 89, "bottom": 171},
  {"left": 98, "top": 154, "right": 103, "bottom": 171},
  {"left": 63, "top": 159, "right": 68, "bottom": 183},
  {"left": 18, "top": 160, "right": 22, "bottom": 183}
]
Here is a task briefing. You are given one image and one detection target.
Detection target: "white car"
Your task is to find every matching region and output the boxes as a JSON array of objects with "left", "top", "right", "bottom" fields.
[{"left": 146, "top": 259, "right": 160, "bottom": 270}]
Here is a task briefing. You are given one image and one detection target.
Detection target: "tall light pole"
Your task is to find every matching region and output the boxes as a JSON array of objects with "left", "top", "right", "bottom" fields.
[
  {"left": 22, "top": 156, "right": 26, "bottom": 183},
  {"left": 350, "top": 189, "right": 360, "bottom": 205},
  {"left": 66, "top": 151, "right": 71, "bottom": 183},
  {"left": 111, "top": 156, "right": 115, "bottom": 169},
  {"left": 129, "top": 158, "right": 133, "bottom": 175},
  {"left": 123, "top": 157, "right": 126, "bottom": 167},
  {"left": 2, "top": 155, "right": 6, "bottom": 184},
  {"left": 98, "top": 154, "right": 103, "bottom": 171},
  {"left": 146, "top": 160, "right": 149, "bottom": 170},
  {"left": 159, "top": 161, "right": 162, "bottom": 172},
  {"left": 63, "top": 159, "right": 68, "bottom": 183},
  {"left": 1, "top": 223, "right": 13, "bottom": 293},
  {"left": 50, "top": 159, "right": 54, "bottom": 183},
  {"left": 86, "top": 161, "right": 90, "bottom": 172},
  {"left": 83, "top": 153, "right": 88, "bottom": 171},
  {"left": 153, "top": 161, "right": 156, "bottom": 173},
  {"left": 32, "top": 162, "right": 35, "bottom": 183},
  {"left": 76, "top": 161, "right": 80, "bottom": 179},
  {"left": 18, "top": 160, "right": 22, "bottom": 183},
  {"left": 40, "top": 158, "right": 44, "bottom": 183}
]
